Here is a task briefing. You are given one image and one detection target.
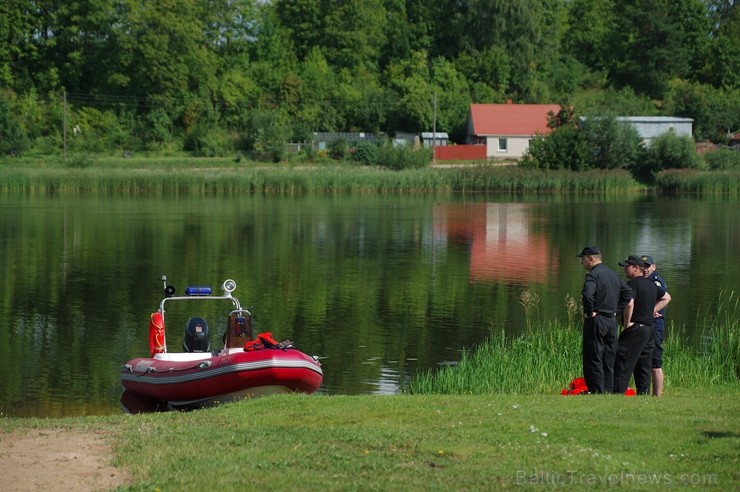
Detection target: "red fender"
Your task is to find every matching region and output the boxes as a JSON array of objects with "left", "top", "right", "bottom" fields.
[{"left": 148, "top": 312, "right": 166, "bottom": 356}]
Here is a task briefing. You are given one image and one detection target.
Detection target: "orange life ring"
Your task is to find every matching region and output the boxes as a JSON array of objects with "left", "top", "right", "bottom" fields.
[{"left": 148, "top": 312, "right": 166, "bottom": 356}]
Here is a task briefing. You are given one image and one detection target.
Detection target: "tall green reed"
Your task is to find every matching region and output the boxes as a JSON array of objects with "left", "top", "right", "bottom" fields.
[
  {"left": 1, "top": 164, "right": 646, "bottom": 195},
  {"left": 406, "top": 291, "right": 739, "bottom": 395},
  {"left": 656, "top": 169, "right": 740, "bottom": 196}
]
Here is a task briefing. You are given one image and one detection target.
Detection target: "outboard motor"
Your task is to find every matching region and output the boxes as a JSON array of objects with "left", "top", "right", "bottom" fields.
[{"left": 183, "top": 317, "right": 210, "bottom": 352}]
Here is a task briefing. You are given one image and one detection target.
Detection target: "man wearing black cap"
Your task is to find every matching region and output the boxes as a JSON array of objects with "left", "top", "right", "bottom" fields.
[
  {"left": 578, "top": 246, "right": 633, "bottom": 393},
  {"left": 613, "top": 255, "right": 671, "bottom": 395},
  {"left": 642, "top": 255, "right": 668, "bottom": 396}
]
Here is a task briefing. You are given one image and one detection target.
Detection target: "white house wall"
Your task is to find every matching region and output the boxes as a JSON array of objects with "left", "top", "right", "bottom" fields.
[{"left": 486, "top": 136, "right": 531, "bottom": 159}]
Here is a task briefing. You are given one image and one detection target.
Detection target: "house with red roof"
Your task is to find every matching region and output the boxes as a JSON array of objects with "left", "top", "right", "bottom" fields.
[{"left": 465, "top": 102, "right": 561, "bottom": 159}]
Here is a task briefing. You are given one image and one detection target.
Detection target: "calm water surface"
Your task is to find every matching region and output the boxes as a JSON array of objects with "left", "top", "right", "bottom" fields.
[{"left": 1, "top": 193, "right": 737, "bottom": 417}]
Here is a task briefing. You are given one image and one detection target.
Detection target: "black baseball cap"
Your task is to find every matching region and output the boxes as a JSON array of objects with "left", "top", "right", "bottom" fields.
[
  {"left": 641, "top": 255, "right": 655, "bottom": 265},
  {"left": 576, "top": 246, "right": 601, "bottom": 257},
  {"left": 619, "top": 255, "right": 644, "bottom": 267}
]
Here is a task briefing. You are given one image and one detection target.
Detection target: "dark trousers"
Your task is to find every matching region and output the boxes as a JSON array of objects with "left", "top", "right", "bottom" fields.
[
  {"left": 614, "top": 323, "right": 656, "bottom": 394},
  {"left": 582, "top": 315, "right": 618, "bottom": 393}
]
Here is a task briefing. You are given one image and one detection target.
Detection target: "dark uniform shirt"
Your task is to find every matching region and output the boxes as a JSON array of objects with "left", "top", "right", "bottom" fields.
[
  {"left": 627, "top": 276, "right": 667, "bottom": 326},
  {"left": 647, "top": 271, "right": 668, "bottom": 319},
  {"left": 582, "top": 263, "right": 632, "bottom": 316}
]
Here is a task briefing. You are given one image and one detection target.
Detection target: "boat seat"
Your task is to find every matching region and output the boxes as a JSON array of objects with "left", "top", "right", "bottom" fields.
[{"left": 153, "top": 352, "right": 213, "bottom": 362}]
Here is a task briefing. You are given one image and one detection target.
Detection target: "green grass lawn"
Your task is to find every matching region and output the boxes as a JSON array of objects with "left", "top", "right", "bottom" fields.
[{"left": 2, "top": 390, "right": 738, "bottom": 491}]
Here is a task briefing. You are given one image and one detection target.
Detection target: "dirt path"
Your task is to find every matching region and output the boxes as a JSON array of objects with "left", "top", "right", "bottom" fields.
[{"left": 0, "top": 429, "right": 130, "bottom": 491}]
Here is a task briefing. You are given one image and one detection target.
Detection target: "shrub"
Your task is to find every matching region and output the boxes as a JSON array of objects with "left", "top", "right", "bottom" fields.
[
  {"left": 633, "top": 132, "right": 703, "bottom": 183},
  {"left": 703, "top": 148, "right": 740, "bottom": 170},
  {"left": 0, "top": 94, "right": 30, "bottom": 155},
  {"left": 246, "top": 108, "right": 291, "bottom": 162},
  {"left": 377, "top": 143, "right": 431, "bottom": 170},
  {"left": 579, "top": 116, "right": 644, "bottom": 170},
  {"left": 328, "top": 138, "right": 349, "bottom": 160},
  {"left": 70, "top": 107, "right": 134, "bottom": 153},
  {"left": 184, "top": 125, "right": 232, "bottom": 157},
  {"left": 351, "top": 141, "right": 380, "bottom": 165},
  {"left": 522, "top": 126, "right": 590, "bottom": 171}
]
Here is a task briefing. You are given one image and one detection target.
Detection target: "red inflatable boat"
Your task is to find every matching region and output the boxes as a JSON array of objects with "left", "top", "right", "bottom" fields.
[{"left": 121, "top": 276, "right": 322, "bottom": 413}]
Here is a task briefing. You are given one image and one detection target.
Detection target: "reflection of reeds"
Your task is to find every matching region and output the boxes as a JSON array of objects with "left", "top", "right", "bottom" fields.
[{"left": 407, "top": 291, "right": 739, "bottom": 395}]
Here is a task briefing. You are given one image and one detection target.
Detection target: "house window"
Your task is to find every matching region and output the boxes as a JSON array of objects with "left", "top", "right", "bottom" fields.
[{"left": 498, "top": 138, "right": 508, "bottom": 152}]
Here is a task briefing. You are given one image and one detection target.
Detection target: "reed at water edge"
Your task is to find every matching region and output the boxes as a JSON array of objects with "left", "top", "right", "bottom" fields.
[
  {"left": 0, "top": 163, "right": 641, "bottom": 195},
  {"left": 2, "top": 155, "right": 738, "bottom": 194},
  {"left": 656, "top": 168, "right": 740, "bottom": 196},
  {"left": 405, "top": 291, "right": 739, "bottom": 395}
]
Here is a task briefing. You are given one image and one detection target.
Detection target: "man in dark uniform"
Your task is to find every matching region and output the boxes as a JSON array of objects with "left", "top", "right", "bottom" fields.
[
  {"left": 642, "top": 255, "right": 668, "bottom": 396},
  {"left": 613, "top": 255, "right": 671, "bottom": 395},
  {"left": 578, "top": 246, "right": 633, "bottom": 393}
]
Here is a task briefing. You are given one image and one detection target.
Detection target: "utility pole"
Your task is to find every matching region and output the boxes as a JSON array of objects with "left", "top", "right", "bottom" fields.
[
  {"left": 63, "top": 91, "right": 67, "bottom": 161},
  {"left": 432, "top": 92, "right": 437, "bottom": 165}
]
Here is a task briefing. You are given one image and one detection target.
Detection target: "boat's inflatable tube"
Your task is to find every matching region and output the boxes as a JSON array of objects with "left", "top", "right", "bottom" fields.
[{"left": 149, "top": 312, "right": 166, "bottom": 356}]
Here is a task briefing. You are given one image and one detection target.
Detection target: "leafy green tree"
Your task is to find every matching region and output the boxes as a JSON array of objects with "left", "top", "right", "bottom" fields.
[
  {"left": 701, "top": 1, "right": 740, "bottom": 89},
  {"left": 570, "top": 87, "right": 658, "bottom": 116},
  {"left": 430, "top": 57, "right": 472, "bottom": 141},
  {"left": 274, "top": 0, "right": 323, "bottom": 62},
  {"left": 322, "top": 0, "right": 386, "bottom": 73},
  {"left": 248, "top": 2, "right": 299, "bottom": 97},
  {"left": 296, "top": 48, "right": 341, "bottom": 132},
  {"left": 664, "top": 80, "right": 740, "bottom": 142},
  {"left": 379, "top": 0, "right": 413, "bottom": 66},
  {"left": 109, "top": 0, "right": 217, "bottom": 116},
  {"left": 608, "top": 0, "right": 711, "bottom": 99},
  {"left": 384, "top": 50, "right": 434, "bottom": 132},
  {"left": 0, "top": 94, "right": 29, "bottom": 154},
  {"left": 246, "top": 107, "right": 291, "bottom": 162},
  {"left": 0, "top": 0, "right": 28, "bottom": 88},
  {"left": 579, "top": 115, "right": 644, "bottom": 170},
  {"left": 563, "top": 0, "right": 616, "bottom": 73},
  {"left": 431, "top": 0, "right": 560, "bottom": 100},
  {"left": 454, "top": 47, "right": 510, "bottom": 98}
]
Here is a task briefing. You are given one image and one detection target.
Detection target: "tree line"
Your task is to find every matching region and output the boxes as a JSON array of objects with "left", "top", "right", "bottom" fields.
[{"left": 0, "top": 0, "right": 738, "bottom": 158}]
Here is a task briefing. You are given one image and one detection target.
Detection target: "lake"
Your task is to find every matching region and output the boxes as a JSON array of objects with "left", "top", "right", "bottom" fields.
[{"left": 1, "top": 193, "right": 737, "bottom": 417}]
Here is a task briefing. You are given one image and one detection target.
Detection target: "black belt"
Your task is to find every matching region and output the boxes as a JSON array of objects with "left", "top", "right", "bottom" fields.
[{"left": 597, "top": 312, "right": 616, "bottom": 317}]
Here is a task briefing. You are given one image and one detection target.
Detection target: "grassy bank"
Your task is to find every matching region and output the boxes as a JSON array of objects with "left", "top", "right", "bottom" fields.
[
  {"left": 1, "top": 391, "right": 737, "bottom": 490},
  {"left": 0, "top": 158, "right": 643, "bottom": 195},
  {"left": 656, "top": 168, "right": 740, "bottom": 195},
  {"left": 407, "top": 292, "right": 739, "bottom": 395},
  {"left": 1, "top": 294, "right": 737, "bottom": 490},
  {"left": 3, "top": 156, "right": 738, "bottom": 195}
]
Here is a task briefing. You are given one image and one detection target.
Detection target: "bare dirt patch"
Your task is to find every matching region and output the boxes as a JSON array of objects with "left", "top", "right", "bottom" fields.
[{"left": 0, "top": 429, "right": 130, "bottom": 491}]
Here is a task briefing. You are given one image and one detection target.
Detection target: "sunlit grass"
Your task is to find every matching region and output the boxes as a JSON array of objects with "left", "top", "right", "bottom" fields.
[
  {"left": 2, "top": 391, "right": 737, "bottom": 491},
  {"left": 0, "top": 161, "right": 645, "bottom": 194},
  {"left": 406, "top": 291, "right": 738, "bottom": 395},
  {"left": 2, "top": 157, "right": 738, "bottom": 194}
]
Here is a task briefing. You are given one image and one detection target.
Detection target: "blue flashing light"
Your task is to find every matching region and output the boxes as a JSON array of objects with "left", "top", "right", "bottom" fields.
[{"left": 185, "top": 286, "right": 212, "bottom": 296}]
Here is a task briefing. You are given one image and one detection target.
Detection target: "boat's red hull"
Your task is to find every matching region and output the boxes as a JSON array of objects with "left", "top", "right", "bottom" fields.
[{"left": 121, "top": 348, "right": 322, "bottom": 410}]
